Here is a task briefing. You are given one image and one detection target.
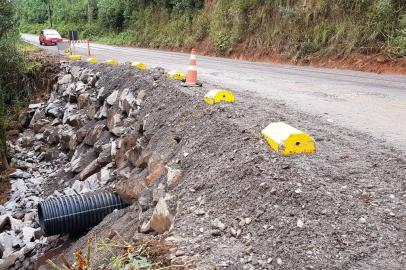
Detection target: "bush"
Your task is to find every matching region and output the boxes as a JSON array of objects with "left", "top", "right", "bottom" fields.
[
  {"left": 16, "top": 0, "right": 406, "bottom": 58},
  {"left": 389, "top": 30, "right": 406, "bottom": 56}
]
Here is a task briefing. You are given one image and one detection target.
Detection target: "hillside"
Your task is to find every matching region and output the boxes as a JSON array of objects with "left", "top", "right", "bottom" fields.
[{"left": 18, "top": 0, "right": 406, "bottom": 66}]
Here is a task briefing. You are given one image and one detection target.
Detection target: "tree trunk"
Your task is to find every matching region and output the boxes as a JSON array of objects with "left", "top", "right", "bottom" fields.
[
  {"left": 0, "top": 90, "right": 8, "bottom": 171},
  {"left": 48, "top": 1, "right": 53, "bottom": 27}
]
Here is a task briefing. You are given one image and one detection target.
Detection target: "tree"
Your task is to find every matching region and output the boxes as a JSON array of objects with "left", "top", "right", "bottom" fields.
[
  {"left": 0, "top": 0, "right": 22, "bottom": 170},
  {"left": 43, "top": 0, "right": 53, "bottom": 27}
]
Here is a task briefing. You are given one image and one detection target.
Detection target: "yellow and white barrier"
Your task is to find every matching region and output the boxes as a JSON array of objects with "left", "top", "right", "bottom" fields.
[
  {"left": 131, "top": 62, "right": 147, "bottom": 70},
  {"left": 204, "top": 89, "right": 235, "bottom": 105},
  {"left": 261, "top": 122, "right": 316, "bottom": 156},
  {"left": 106, "top": 59, "right": 119, "bottom": 65},
  {"left": 87, "top": 58, "right": 99, "bottom": 64},
  {"left": 168, "top": 70, "right": 186, "bottom": 81},
  {"left": 68, "top": 55, "right": 81, "bottom": 61}
]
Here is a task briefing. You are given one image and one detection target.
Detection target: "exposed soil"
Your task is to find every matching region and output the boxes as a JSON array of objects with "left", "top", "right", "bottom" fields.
[
  {"left": 0, "top": 170, "right": 13, "bottom": 204},
  {"left": 198, "top": 47, "right": 406, "bottom": 75},
  {"left": 145, "top": 38, "right": 406, "bottom": 75},
  {"left": 44, "top": 62, "right": 406, "bottom": 269}
]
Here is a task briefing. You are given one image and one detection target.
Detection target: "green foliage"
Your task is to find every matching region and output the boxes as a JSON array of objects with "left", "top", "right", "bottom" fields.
[
  {"left": 16, "top": 0, "right": 406, "bottom": 57},
  {"left": 1, "top": 0, "right": 24, "bottom": 168},
  {"left": 389, "top": 29, "right": 406, "bottom": 56},
  {"left": 121, "top": 255, "right": 151, "bottom": 269},
  {"left": 1, "top": 0, "right": 24, "bottom": 111}
]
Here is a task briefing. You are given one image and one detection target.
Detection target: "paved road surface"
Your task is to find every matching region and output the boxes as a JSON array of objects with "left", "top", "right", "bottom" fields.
[{"left": 21, "top": 33, "right": 406, "bottom": 152}]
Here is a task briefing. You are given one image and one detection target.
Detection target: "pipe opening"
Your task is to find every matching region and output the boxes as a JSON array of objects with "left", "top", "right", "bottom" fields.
[
  {"left": 38, "top": 203, "right": 46, "bottom": 235},
  {"left": 37, "top": 192, "right": 128, "bottom": 236}
]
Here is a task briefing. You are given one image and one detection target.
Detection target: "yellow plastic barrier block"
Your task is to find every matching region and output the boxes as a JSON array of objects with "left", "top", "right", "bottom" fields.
[
  {"left": 261, "top": 122, "right": 316, "bottom": 156},
  {"left": 131, "top": 62, "right": 147, "bottom": 70},
  {"left": 168, "top": 70, "right": 186, "bottom": 81},
  {"left": 204, "top": 89, "right": 235, "bottom": 105},
  {"left": 87, "top": 58, "right": 99, "bottom": 64},
  {"left": 106, "top": 59, "right": 119, "bottom": 65},
  {"left": 68, "top": 55, "right": 81, "bottom": 61}
]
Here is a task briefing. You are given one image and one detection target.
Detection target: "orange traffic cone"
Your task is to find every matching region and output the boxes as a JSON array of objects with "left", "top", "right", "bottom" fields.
[{"left": 183, "top": 48, "right": 202, "bottom": 87}]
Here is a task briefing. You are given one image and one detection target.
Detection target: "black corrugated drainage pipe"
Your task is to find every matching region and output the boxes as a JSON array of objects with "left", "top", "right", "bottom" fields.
[{"left": 38, "top": 191, "right": 128, "bottom": 236}]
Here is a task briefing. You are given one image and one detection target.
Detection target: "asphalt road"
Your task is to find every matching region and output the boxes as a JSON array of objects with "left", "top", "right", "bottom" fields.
[{"left": 21, "top": 33, "right": 406, "bottom": 152}]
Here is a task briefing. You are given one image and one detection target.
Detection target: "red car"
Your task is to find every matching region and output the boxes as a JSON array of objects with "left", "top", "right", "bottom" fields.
[{"left": 39, "top": 29, "right": 63, "bottom": 45}]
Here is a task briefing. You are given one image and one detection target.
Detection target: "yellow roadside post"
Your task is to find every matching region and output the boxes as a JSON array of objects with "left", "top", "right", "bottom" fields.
[
  {"left": 261, "top": 122, "right": 316, "bottom": 156},
  {"left": 131, "top": 62, "right": 147, "bottom": 70},
  {"left": 87, "top": 58, "right": 99, "bottom": 64},
  {"left": 68, "top": 55, "right": 82, "bottom": 61},
  {"left": 167, "top": 70, "right": 186, "bottom": 81},
  {"left": 204, "top": 89, "right": 235, "bottom": 105},
  {"left": 106, "top": 59, "right": 119, "bottom": 65}
]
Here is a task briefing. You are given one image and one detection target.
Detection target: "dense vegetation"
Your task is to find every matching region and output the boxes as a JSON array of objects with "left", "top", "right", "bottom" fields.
[
  {"left": 1, "top": 0, "right": 45, "bottom": 171},
  {"left": 0, "top": 0, "right": 23, "bottom": 170},
  {"left": 18, "top": 0, "right": 406, "bottom": 58}
]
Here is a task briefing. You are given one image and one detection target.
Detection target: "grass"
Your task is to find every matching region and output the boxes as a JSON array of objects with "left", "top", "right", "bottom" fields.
[
  {"left": 47, "top": 231, "right": 196, "bottom": 270},
  {"left": 19, "top": 41, "right": 42, "bottom": 54}
]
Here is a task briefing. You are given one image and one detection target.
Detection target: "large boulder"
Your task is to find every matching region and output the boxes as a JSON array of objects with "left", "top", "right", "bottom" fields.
[
  {"left": 78, "top": 92, "right": 90, "bottom": 109},
  {"left": 79, "top": 69, "right": 89, "bottom": 83},
  {"left": 0, "top": 255, "right": 18, "bottom": 270},
  {"left": 62, "top": 103, "right": 78, "bottom": 125},
  {"left": 115, "top": 134, "right": 139, "bottom": 168},
  {"left": 59, "top": 127, "right": 75, "bottom": 150},
  {"left": 98, "top": 163, "right": 113, "bottom": 186},
  {"left": 0, "top": 232, "right": 18, "bottom": 258},
  {"left": 9, "top": 169, "right": 31, "bottom": 179},
  {"left": 62, "top": 83, "right": 77, "bottom": 102},
  {"left": 75, "top": 81, "right": 87, "bottom": 93},
  {"left": 94, "top": 131, "right": 112, "bottom": 154},
  {"left": 116, "top": 170, "right": 149, "bottom": 204},
  {"left": 97, "top": 144, "right": 112, "bottom": 164},
  {"left": 58, "top": 74, "right": 73, "bottom": 84},
  {"left": 79, "top": 159, "right": 100, "bottom": 181},
  {"left": 119, "top": 88, "right": 136, "bottom": 115},
  {"left": 143, "top": 198, "right": 174, "bottom": 234},
  {"left": 29, "top": 109, "right": 46, "bottom": 127},
  {"left": 84, "top": 124, "right": 106, "bottom": 146},
  {"left": 106, "top": 90, "right": 120, "bottom": 106},
  {"left": 70, "top": 66, "right": 82, "bottom": 79},
  {"left": 43, "top": 126, "right": 60, "bottom": 146},
  {"left": 95, "top": 101, "right": 108, "bottom": 120},
  {"left": 22, "top": 227, "right": 35, "bottom": 243},
  {"left": 165, "top": 166, "right": 183, "bottom": 189},
  {"left": 106, "top": 108, "right": 123, "bottom": 132},
  {"left": 76, "top": 120, "right": 97, "bottom": 143},
  {"left": 0, "top": 215, "right": 10, "bottom": 233},
  {"left": 128, "top": 146, "right": 142, "bottom": 167},
  {"left": 68, "top": 134, "right": 78, "bottom": 151},
  {"left": 97, "top": 87, "right": 110, "bottom": 101},
  {"left": 71, "top": 147, "right": 97, "bottom": 173}
]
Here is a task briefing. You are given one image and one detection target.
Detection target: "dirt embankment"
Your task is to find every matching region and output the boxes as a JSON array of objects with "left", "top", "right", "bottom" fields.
[
  {"left": 2, "top": 60, "right": 405, "bottom": 270},
  {"left": 187, "top": 43, "right": 406, "bottom": 75}
]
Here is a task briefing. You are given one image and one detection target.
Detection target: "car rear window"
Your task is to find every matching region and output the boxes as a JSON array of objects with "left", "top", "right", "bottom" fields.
[{"left": 44, "top": 30, "right": 59, "bottom": 35}]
